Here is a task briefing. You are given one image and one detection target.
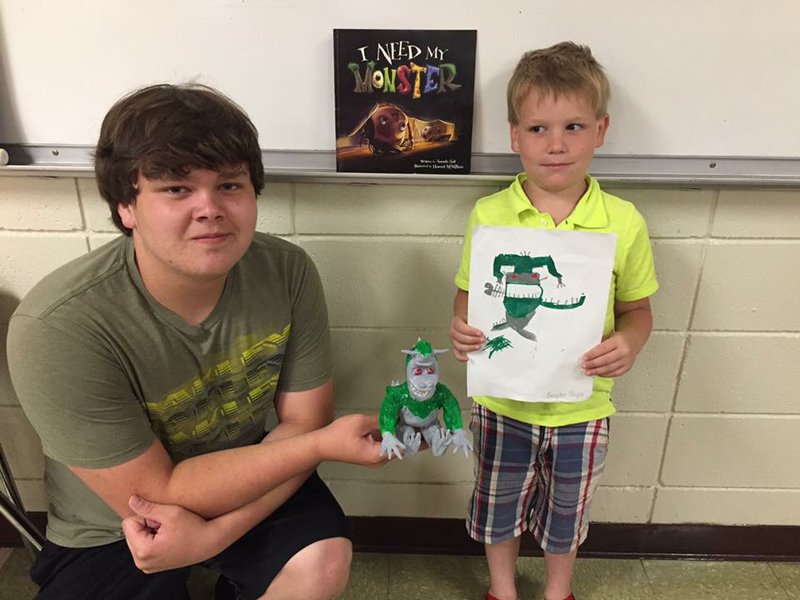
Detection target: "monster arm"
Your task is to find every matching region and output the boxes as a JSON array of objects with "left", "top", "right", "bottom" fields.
[
  {"left": 436, "top": 384, "right": 465, "bottom": 431},
  {"left": 378, "top": 386, "right": 404, "bottom": 434},
  {"left": 492, "top": 254, "right": 519, "bottom": 279},
  {"left": 435, "top": 384, "right": 472, "bottom": 457},
  {"left": 531, "top": 255, "right": 564, "bottom": 282},
  {"left": 379, "top": 387, "right": 408, "bottom": 460},
  {"left": 492, "top": 254, "right": 564, "bottom": 283}
]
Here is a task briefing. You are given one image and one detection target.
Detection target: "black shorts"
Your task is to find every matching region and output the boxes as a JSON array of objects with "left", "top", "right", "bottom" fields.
[{"left": 31, "top": 471, "right": 350, "bottom": 600}]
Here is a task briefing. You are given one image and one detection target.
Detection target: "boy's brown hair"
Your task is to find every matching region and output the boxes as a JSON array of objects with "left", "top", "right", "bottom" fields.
[
  {"left": 94, "top": 83, "right": 265, "bottom": 235},
  {"left": 507, "top": 42, "right": 610, "bottom": 124}
]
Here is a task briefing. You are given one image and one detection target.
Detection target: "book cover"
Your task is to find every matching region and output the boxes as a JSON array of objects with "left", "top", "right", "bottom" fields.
[{"left": 333, "top": 29, "right": 477, "bottom": 175}]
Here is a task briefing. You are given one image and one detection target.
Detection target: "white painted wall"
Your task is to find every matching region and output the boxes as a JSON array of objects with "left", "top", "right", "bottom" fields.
[{"left": 1, "top": 0, "right": 799, "bottom": 156}]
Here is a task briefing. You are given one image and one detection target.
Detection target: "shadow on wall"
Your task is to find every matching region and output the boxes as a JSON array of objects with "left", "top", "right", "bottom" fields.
[
  {"left": 0, "top": 10, "right": 32, "bottom": 163},
  {"left": 0, "top": 292, "right": 20, "bottom": 328},
  {"left": 1, "top": 292, "right": 21, "bottom": 406}
]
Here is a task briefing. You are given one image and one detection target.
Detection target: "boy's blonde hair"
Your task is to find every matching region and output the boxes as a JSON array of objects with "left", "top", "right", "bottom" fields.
[{"left": 507, "top": 42, "right": 610, "bottom": 124}]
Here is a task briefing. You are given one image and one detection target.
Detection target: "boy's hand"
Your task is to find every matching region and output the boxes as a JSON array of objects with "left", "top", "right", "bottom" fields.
[
  {"left": 122, "top": 495, "right": 213, "bottom": 573},
  {"left": 584, "top": 297, "right": 653, "bottom": 377},
  {"left": 449, "top": 316, "right": 485, "bottom": 362},
  {"left": 582, "top": 331, "right": 638, "bottom": 377},
  {"left": 319, "top": 414, "right": 388, "bottom": 467}
]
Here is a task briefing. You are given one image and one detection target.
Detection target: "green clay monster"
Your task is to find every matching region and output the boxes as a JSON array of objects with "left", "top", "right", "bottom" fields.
[{"left": 379, "top": 339, "right": 472, "bottom": 460}]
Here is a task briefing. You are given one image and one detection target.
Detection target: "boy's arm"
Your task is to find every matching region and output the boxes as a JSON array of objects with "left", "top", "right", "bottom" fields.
[
  {"left": 122, "top": 473, "right": 307, "bottom": 573},
  {"left": 450, "top": 289, "right": 485, "bottom": 362},
  {"left": 70, "top": 380, "right": 383, "bottom": 521},
  {"left": 121, "top": 380, "right": 372, "bottom": 573},
  {"left": 582, "top": 297, "right": 653, "bottom": 377}
]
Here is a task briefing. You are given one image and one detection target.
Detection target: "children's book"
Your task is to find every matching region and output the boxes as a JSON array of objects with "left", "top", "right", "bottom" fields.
[{"left": 333, "top": 29, "right": 477, "bottom": 175}]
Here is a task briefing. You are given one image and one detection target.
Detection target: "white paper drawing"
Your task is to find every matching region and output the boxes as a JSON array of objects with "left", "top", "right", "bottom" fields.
[{"left": 467, "top": 226, "right": 617, "bottom": 403}]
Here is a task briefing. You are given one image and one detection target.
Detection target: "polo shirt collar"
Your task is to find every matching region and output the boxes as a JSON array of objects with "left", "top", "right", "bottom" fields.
[{"left": 510, "top": 173, "right": 609, "bottom": 229}]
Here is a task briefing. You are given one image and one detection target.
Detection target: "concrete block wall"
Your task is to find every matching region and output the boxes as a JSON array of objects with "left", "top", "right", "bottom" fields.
[{"left": 1, "top": 174, "right": 799, "bottom": 526}]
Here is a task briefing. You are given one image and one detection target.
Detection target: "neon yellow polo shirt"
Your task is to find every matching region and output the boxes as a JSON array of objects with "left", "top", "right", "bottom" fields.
[{"left": 455, "top": 173, "right": 659, "bottom": 426}]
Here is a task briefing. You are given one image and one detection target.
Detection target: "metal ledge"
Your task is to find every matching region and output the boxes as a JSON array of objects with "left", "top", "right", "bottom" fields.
[{"left": 1, "top": 145, "right": 799, "bottom": 186}]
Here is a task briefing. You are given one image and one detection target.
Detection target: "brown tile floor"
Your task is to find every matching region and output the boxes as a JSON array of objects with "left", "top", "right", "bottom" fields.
[{"left": 2, "top": 547, "right": 799, "bottom": 599}]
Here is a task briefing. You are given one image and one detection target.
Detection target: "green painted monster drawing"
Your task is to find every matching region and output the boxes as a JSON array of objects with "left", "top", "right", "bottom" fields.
[{"left": 484, "top": 253, "right": 586, "bottom": 342}]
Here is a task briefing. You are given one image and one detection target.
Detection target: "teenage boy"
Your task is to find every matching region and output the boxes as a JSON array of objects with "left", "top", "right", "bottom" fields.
[{"left": 8, "top": 83, "right": 386, "bottom": 600}]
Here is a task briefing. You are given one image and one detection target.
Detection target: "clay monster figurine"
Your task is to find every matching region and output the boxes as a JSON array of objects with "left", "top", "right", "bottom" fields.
[{"left": 379, "top": 339, "right": 472, "bottom": 460}]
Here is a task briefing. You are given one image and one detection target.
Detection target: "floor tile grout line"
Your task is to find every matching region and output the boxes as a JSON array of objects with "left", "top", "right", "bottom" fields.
[
  {"left": 767, "top": 561, "right": 794, "bottom": 600},
  {"left": 638, "top": 557, "right": 659, "bottom": 597},
  {"left": 385, "top": 552, "right": 391, "bottom": 600}
]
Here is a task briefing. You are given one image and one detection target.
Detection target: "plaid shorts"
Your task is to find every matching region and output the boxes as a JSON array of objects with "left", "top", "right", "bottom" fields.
[{"left": 466, "top": 403, "right": 609, "bottom": 554}]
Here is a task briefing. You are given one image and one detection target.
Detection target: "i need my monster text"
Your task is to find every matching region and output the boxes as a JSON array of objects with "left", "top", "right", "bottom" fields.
[{"left": 348, "top": 40, "right": 462, "bottom": 98}]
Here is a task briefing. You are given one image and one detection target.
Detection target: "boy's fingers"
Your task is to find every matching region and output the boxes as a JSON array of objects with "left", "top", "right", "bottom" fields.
[
  {"left": 584, "top": 354, "right": 613, "bottom": 370},
  {"left": 454, "top": 341, "right": 483, "bottom": 356},
  {"left": 586, "top": 357, "right": 629, "bottom": 376},
  {"left": 583, "top": 338, "right": 615, "bottom": 361},
  {"left": 451, "top": 336, "right": 483, "bottom": 353},
  {"left": 451, "top": 332, "right": 478, "bottom": 346},
  {"left": 451, "top": 318, "right": 485, "bottom": 339},
  {"left": 454, "top": 340, "right": 483, "bottom": 352},
  {"left": 121, "top": 516, "right": 145, "bottom": 535},
  {"left": 583, "top": 348, "right": 620, "bottom": 372},
  {"left": 453, "top": 349, "right": 469, "bottom": 362},
  {"left": 128, "top": 495, "right": 163, "bottom": 522}
]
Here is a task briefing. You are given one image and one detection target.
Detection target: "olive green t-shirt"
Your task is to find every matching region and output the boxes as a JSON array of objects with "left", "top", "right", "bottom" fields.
[{"left": 7, "top": 232, "right": 332, "bottom": 547}]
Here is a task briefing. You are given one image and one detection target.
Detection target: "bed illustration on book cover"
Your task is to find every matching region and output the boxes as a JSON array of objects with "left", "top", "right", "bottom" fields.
[{"left": 333, "top": 29, "right": 476, "bottom": 174}]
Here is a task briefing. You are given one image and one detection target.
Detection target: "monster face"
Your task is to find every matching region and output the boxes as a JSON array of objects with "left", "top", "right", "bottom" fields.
[
  {"left": 406, "top": 354, "right": 438, "bottom": 401},
  {"left": 504, "top": 271, "right": 545, "bottom": 318},
  {"left": 402, "top": 338, "right": 447, "bottom": 402},
  {"left": 505, "top": 271, "right": 544, "bottom": 296},
  {"left": 488, "top": 254, "right": 586, "bottom": 341},
  {"left": 370, "top": 104, "right": 409, "bottom": 146}
]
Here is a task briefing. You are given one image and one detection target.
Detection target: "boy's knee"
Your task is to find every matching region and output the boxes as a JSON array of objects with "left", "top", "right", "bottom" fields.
[
  {"left": 308, "top": 538, "right": 352, "bottom": 596},
  {"left": 263, "top": 537, "right": 352, "bottom": 600}
]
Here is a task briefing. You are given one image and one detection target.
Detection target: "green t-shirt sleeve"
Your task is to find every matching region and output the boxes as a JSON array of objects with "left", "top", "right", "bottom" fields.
[
  {"left": 616, "top": 209, "right": 659, "bottom": 302},
  {"left": 276, "top": 250, "right": 333, "bottom": 392},
  {"left": 7, "top": 315, "right": 156, "bottom": 469}
]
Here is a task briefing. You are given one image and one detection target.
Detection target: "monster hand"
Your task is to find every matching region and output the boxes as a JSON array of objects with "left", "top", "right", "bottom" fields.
[
  {"left": 380, "top": 432, "right": 406, "bottom": 460},
  {"left": 449, "top": 428, "right": 473, "bottom": 457},
  {"left": 401, "top": 428, "right": 422, "bottom": 456}
]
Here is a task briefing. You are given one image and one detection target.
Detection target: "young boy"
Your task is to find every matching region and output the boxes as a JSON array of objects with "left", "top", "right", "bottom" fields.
[{"left": 450, "top": 42, "right": 658, "bottom": 600}]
